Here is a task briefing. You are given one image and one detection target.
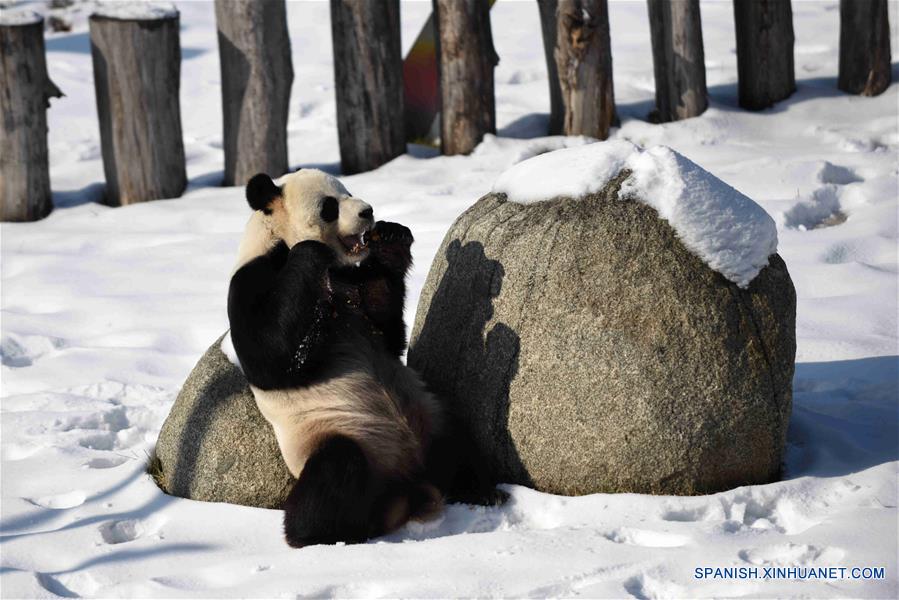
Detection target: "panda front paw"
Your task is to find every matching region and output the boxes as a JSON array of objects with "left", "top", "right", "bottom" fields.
[
  {"left": 290, "top": 240, "right": 336, "bottom": 270},
  {"left": 370, "top": 221, "right": 414, "bottom": 247}
]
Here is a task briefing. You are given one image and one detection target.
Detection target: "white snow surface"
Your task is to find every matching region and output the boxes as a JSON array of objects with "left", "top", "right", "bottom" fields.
[
  {"left": 0, "top": 9, "right": 41, "bottom": 25},
  {"left": 91, "top": 1, "right": 176, "bottom": 20},
  {"left": 493, "top": 141, "right": 779, "bottom": 287},
  {"left": 1, "top": 1, "right": 897, "bottom": 598}
]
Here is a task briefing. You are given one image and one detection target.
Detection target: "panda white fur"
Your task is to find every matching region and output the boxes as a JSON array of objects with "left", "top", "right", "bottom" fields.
[{"left": 228, "top": 169, "right": 504, "bottom": 547}]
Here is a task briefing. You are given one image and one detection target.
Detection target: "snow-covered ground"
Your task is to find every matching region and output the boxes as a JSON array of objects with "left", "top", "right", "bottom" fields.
[{"left": 1, "top": 1, "right": 897, "bottom": 598}]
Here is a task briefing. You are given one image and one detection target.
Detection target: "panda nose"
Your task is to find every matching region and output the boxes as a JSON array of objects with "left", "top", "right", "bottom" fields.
[{"left": 359, "top": 207, "right": 373, "bottom": 221}]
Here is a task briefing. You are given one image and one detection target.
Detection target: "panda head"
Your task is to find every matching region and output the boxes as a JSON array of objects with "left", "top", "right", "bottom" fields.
[{"left": 245, "top": 169, "right": 374, "bottom": 266}]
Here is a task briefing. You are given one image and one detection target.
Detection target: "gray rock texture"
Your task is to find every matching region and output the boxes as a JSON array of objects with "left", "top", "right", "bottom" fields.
[
  {"left": 155, "top": 334, "right": 293, "bottom": 508},
  {"left": 408, "top": 171, "right": 796, "bottom": 496}
]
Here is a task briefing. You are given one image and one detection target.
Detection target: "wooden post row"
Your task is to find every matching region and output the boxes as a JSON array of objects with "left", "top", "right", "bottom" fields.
[
  {"left": 331, "top": 0, "right": 406, "bottom": 174},
  {"left": 216, "top": 0, "right": 293, "bottom": 186},
  {"left": 733, "top": 0, "right": 795, "bottom": 111},
  {"left": 0, "top": 14, "right": 62, "bottom": 222},
  {"left": 838, "top": 0, "right": 891, "bottom": 96},
  {"left": 89, "top": 7, "right": 186, "bottom": 206},
  {"left": 433, "top": 0, "right": 498, "bottom": 155},
  {"left": 536, "top": 0, "right": 564, "bottom": 135},
  {"left": 647, "top": 0, "right": 707, "bottom": 122},
  {"left": 554, "top": 0, "right": 616, "bottom": 140}
]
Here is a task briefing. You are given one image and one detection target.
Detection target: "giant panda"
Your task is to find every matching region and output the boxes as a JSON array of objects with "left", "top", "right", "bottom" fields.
[{"left": 227, "top": 168, "right": 504, "bottom": 548}]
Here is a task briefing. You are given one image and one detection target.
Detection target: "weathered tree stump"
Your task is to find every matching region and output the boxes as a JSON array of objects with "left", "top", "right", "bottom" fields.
[
  {"left": 647, "top": 0, "right": 707, "bottom": 122},
  {"left": 330, "top": 0, "right": 405, "bottom": 174},
  {"left": 89, "top": 6, "right": 186, "bottom": 205},
  {"left": 0, "top": 13, "right": 62, "bottom": 222},
  {"left": 838, "top": 0, "right": 891, "bottom": 97},
  {"left": 537, "top": 0, "right": 563, "bottom": 135},
  {"left": 433, "top": 0, "right": 498, "bottom": 155},
  {"left": 215, "top": 0, "right": 293, "bottom": 186},
  {"left": 555, "top": 0, "right": 615, "bottom": 139},
  {"left": 733, "top": 0, "right": 795, "bottom": 110}
]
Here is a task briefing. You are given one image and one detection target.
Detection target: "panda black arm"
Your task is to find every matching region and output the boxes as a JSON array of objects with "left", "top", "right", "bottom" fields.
[
  {"left": 228, "top": 241, "right": 335, "bottom": 389},
  {"left": 354, "top": 222, "right": 414, "bottom": 357}
]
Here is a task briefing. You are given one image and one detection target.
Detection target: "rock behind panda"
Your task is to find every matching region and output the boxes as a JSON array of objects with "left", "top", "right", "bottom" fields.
[{"left": 227, "top": 169, "right": 504, "bottom": 547}]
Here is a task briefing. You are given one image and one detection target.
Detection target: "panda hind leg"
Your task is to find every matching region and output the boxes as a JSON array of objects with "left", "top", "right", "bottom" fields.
[
  {"left": 282, "top": 435, "right": 439, "bottom": 548},
  {"left": 282, "top": 435, "right": 376, "bottom": 548},
  {"left": 426, "top": 420, "right": 509, "bottom": 507}
]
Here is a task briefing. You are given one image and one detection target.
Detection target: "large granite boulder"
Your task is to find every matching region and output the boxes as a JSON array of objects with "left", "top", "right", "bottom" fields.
[
  {"left": 408, "top": 170, "right": 796, "bottom": 496},
  {"left": 154, "top": 335, "right": 293, "bottom": 508}
]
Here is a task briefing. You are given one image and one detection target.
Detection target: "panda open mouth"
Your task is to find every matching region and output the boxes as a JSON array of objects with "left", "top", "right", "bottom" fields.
[{"left": 339, "top": 232, "right": 369, "bottom": 255}]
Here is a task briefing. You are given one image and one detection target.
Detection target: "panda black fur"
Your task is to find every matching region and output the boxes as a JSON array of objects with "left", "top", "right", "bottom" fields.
[{"left": 227, "top": 169, "right": 504, "bottom": 548}]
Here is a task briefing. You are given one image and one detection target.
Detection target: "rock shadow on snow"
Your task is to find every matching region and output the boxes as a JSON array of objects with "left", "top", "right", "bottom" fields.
[{"left": 785, "top": 355, "right": 899, "bottom": 479}]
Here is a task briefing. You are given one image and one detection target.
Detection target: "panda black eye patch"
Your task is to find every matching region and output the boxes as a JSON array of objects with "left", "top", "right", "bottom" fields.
[{"left": 320, "top": 196, "right": 339, "bottom": 222}]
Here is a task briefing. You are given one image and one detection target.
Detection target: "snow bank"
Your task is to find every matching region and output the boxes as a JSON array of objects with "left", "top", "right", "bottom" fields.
[
  {"left": 493, "top": 142, "right": 778, "bottom": 288},
  {"left": 92, "top": 1, "right": 177, "bottom": 21},
  {"left": 0, "top": 10, "right": 42, "bottom": 26}
]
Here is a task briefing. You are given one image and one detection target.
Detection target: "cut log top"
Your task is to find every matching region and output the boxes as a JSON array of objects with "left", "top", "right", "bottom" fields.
[
  {"left": 0, "top": 10, "right": 42, "bottom": 26},
  {"left": 90, "top": 1, "right": 178, "bottom": 22}
]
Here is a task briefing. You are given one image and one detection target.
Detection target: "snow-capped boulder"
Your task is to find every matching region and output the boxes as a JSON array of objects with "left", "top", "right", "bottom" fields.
[
  {"left": 408, "top": 142, "right": 796, "bottom": 496},
  {"left": 154, "top": 334, "right": 293, "bottom": 508}
]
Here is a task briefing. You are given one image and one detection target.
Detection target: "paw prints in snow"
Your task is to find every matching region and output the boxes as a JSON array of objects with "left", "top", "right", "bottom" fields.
[
  {"left": 0, "top": 334, "right": 66, "bottom": 368},
  {"left": 603, "top": 527, "right": 690, "bottom": 548},
  {"left": 623, "top": 572, "right": 687, "bottom": 600},
  {"left": 739, "top": 542, "right": 845, "bottom": 567},
  {"left": 98, "top": 516, "right": 165, "bottom": 545},
  {"left": 27, "top": 490, "right": 87, "bottom": 509}
]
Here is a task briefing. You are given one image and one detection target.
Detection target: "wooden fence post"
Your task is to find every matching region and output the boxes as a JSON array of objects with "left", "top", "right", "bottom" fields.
[
  {"left": 215, "top": 0, "right": 293, "bottom": 186},
  {"left": 838, "top": 0, "right": 891, "bottom": 96},
  {"left": 331, "top": 0, "right": 405, "bottom": 174},
  {"left": 733, "top": 0, "right": 795, "bottom": 110},
  {"left": 89, "top": 7, "right": 186, "bottom": 205},
  {"left": 647, "top": 0, "right": 707, "bottom": 122},
  {"left": 0, "top": 14, "right": 62, "bottom": 222},
  {"left": 433, "top": 0, "right": 498, "bottom": 155},
  {"left": 536, "top": 0, "right": 563, "bottom": 135},
  {"left": 555, "top": 0, "right": 615, "bottom": 139}
]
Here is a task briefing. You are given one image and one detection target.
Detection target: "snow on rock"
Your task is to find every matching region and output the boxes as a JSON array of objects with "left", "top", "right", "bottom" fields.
[
  {"left": 493, "top": 141, "right": 778, "bottom": 288},
  {"left": 92, "top": 1, "right": 177, "bottom": 20},
  {"left": 0, "top": 10, "right": 42, "bottom": 25},
  {"left": 492, "top": 139, "right": 635, "bottom": 202},
  {"left": 621, "top": 145, "right": 779, "bottom": 288}
]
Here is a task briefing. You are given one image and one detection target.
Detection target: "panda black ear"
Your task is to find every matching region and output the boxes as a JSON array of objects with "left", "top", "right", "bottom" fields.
[{"left": 246, "top": 173, "right": 282, "bottom": 215}]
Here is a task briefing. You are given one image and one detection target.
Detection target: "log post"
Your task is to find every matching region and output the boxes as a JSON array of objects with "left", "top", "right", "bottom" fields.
[
  {"left": 215, "top": 0, "right": 293, "bottom": 186},
  {"left": 647, "top": 0, "right": 707, "bottom": 122},
  {"left": 838, "top": 0, "right": 891, "bottom": 96},
  {"left": 433, "top": 0, "right": 498, "bottom": 155},
  {"left": 330, "top": 0, "right": 405, "bottom": 174},
  {"left": 733, "top": 0, "right": 795, "bottom": 110},
  {"left": 555, "top": 0, "right": 615, "bottom": 139},
  {"left": 536, "top": 0, "right": 563, "bottom": 135},
  {"left": 89, "top": 6, "right": 186, "bottom": 205},
  {"left": 0, "top": 14, "right": 62, "bottom": 222}
]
